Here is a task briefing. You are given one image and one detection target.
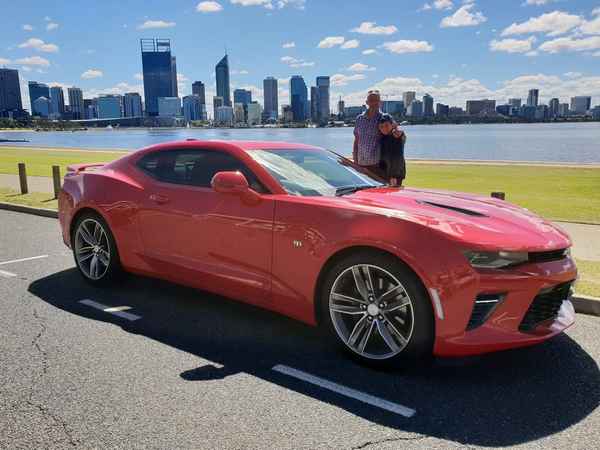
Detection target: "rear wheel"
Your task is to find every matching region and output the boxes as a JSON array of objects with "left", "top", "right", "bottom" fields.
[
  {"left": 320, "top": 251, "right": 434, "bottom": 368},
  {"left": 72, "top": 212, "right": 121, "bottom": 285}
]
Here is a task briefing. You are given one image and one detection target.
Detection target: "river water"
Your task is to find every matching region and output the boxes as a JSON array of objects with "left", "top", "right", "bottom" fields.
[{"left": 1, "top": 122, "right": 600, "bottom": 163}]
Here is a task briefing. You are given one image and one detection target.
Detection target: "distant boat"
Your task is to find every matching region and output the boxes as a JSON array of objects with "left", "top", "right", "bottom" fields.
[{"left": 106, "top": 124, "right": 113, "bottom": 130}]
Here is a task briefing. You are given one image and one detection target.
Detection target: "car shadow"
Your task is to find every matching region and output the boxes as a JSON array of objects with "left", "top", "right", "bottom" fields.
[{"left": 29, "top": 269, "right": 600, "bottom": 447}]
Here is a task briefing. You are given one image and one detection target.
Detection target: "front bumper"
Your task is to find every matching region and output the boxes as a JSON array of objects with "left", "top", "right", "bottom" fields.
[{"left": 433, "top": 257, "right": 577, "bottom": 357}]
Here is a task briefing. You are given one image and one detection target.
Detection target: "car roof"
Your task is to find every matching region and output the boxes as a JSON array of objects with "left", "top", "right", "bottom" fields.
[{"left": 138, "top": 139, "right": 323, "bottom": 153}]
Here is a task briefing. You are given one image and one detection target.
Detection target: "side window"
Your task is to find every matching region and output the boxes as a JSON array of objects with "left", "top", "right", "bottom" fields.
[{"left": 137, "top": 149, "right": 268, "bottom": 193}]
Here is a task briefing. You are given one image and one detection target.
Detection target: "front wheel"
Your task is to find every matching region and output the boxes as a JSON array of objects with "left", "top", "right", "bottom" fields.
[
  {"left": 72, "top": 212, "right": 122, "bottom": 285},
  {"left": 320, "top": 251, "right": 434, "bottom": 368}
]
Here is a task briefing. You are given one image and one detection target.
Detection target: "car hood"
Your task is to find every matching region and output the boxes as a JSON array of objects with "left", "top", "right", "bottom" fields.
[{"left": 345, "top": 186, "right": 571, "bottom": 251}]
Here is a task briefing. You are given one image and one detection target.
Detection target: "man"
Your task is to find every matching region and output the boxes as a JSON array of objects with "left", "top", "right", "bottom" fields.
[{"left": 353, "top": 90, "right": 383, "bottom": 176}]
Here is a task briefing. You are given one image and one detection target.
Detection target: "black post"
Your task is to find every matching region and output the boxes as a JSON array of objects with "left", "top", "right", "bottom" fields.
[
  {"left": 52, "top": 165, "right": 61, "bottom": 199},
  {"left": 18, "top": 163, "right": 28, "bottom": 194},
  {"left": 491, "top": 192, "right": 505, "bottom": 200}
]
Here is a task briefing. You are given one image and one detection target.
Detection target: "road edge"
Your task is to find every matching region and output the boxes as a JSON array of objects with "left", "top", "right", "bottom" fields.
[{"left": 1, "top": 202, "right": 599, "bottom": 318}]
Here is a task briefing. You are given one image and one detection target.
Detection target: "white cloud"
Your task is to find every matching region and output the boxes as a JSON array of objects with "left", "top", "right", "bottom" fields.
[
  {"left": 564, "top": 71, "right": 582, "bottom": 78},
  {"left": 318, "top": 36, "right": 345, "bottom": 48},
  {"left": 539, "top": 35, "right": 600, "bottom": 53},
  {"left": 0, "top": 57, "right": 11, "bottom": 65},
  {"left": 46, "top": 22, "right": 59, "bottom": 31},
  {"left": 441, "top": 3, "right": 487, "bottom": 28},
  {"left": 331, "top": 73, "right": 366, "bottom": 87},
  {"left": 351, "top": 21, "right": 397, "bottom": 35},
  {"left": 196, "top": 1, "right": 223, "bottom": 12},
  {"left": 423, "top": 0, "right": 454, "bottom": 10},
  {"left": 18, "top": 38, "right": 59, "bottom": 53},
  {"left": 133, "top": 73, "right": 143, "bottom": 81},
  {"left": 381, "top": 40, "right": 434, "bottom": 54},
  {"left": 83, "top": 82, "right": 144, "bottom": 99},
  {"left": 347, "top": 63, "right": 375, "bottom": 72},
  {"left": 230, "top": 0, "right": 305, "bottom": 9},
  {"left": 23, "top": 24, "right": 33, "bottom": 31},
  {"left": 362, "top": 49, "right": 378, "bottom": 55},
  {"left": 282, "top": 41, "right": 295, "bottom": 48},
  {"left": 593, "top": 7, "right": 600, "bottom": 16},
  {"left": 490, "top": 37, "right": 536, "bottom": 53},
  {"left": 15, "top": 56, "right": 50, "bottom": 67},
  {"left": 501, "top": 11, "right": 583, "bottom": 36},
  {"left": 137, "top": 20, "right": 176, "bottom": 30},
  {"left": 341, "top": 39, "right": 360, "bottom": 49},
  {"left": 524, "top": 0, "right": 552, "bottom": 5},
  {"left": 420, "top": 3, "right": 432, "bottom": 11},
  {"left": 81, "top": 69, "right": 103, "bottom": 79},
  {"left": 580, "top": 15, "right": 600, "bottom": 35},
  {"left": 280, "top": 55, "right": 314, "bottom": 67},
  {"left": 231, "top": 69, "right": 249, "bottom": 75}
]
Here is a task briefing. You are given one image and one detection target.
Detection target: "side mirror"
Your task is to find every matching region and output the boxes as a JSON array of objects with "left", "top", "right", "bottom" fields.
[{"left": 211, "top": 171, "right": 261, "bottom": 204}]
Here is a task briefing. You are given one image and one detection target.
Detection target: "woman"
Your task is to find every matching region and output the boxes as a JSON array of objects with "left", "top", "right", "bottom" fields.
[{"left": 378, "top": 114, "right": 407, "bottom": 186}]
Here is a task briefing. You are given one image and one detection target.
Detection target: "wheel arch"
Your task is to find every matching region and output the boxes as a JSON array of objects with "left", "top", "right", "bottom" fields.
[
  {"left": 69, "top": 206, "right": 110, "bottom": 246},
  {"left": 313, "top": 245, "right": 435, "bottom": 327}
]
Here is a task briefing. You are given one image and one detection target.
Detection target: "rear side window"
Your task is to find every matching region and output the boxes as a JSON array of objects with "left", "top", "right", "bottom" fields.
[{"left": 136, "top": 149, "right": 267, "bottom": 193}]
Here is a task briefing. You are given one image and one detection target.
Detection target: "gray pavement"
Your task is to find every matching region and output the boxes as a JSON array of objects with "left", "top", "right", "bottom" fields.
[{"left": 0, "top": 209, "right": 599, "bottom": 449}]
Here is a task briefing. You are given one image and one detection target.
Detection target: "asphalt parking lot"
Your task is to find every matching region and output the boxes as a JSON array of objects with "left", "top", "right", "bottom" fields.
[{"left": 1, "top": 209, "right": 599, "bottom": 450}]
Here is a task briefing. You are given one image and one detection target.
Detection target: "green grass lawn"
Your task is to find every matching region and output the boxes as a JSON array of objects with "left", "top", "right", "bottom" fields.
[
  {"left": 0, "top": 146, "right": 127, "bottom": 178},
  {"left": 576, "top": 259, "right": 600, "bottom": 298},
  {"left": 0, "top": 187, "right": 57, "bottom": 209},
  {"left": 1, "top": 146, "right": 599, "bottom": 223}
]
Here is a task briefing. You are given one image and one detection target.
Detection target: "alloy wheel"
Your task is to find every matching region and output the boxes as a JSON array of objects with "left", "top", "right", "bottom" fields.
[
  {"left": 329, "top": 264, "right": 415, "bottom": 360},
  {"left": 74, "top": 218, "right": 111, "bottom": 280}
]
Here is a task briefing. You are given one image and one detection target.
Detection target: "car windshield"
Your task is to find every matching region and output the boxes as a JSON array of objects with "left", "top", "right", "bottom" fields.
[{"left": 249, "top": 148, "right": 384, "bottom": 197}]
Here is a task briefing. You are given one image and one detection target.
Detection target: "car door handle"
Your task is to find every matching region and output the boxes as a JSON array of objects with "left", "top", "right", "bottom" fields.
[{"left": 149, "top": 193, "right": 170, "bottom": 204}]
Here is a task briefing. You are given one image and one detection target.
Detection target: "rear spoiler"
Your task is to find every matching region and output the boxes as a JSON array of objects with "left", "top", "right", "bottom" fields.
[{"left": 66, "top": 163, "right": 106, "bottom": 174}]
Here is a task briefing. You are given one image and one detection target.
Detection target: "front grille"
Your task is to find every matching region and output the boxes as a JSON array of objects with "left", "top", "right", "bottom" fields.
[
  {"left": 467, "top": 294, "right": 504, "bottom": 330},
  {"left": 519, "top": 281, "right": 574, "bottom": 332},
  {"left": 528, "top": 248, "right": 568, "bottom": 264}
]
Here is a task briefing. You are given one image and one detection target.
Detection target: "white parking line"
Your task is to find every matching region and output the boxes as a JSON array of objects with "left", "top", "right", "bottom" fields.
[
  {"left": 0, "top": 269, "right": 17, "bottom": 278},
  {"left": 272, "top": 364, "right": 416, "bottom": 418},
  {"left": 79, "top": 299, "right": 141, "bottom": 321},
  {"left": 0, "top": 255, "right": 49, "bottom": 266}
]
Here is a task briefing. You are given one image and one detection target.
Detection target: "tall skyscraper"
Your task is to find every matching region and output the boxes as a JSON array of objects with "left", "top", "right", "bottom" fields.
[
  {"left": 28, "top": 81, "right": 49, "bottom": 116},
  {"left": 0, "top": 68, "right": 23, "bottom": 115},
  {"left": 403, "top": 91, "right": 416, "bottom": 109},
  {"left": 233, "top": 88, "right": 252, "bottom": 105},
  {"left": 527, "top": 89, "right": 539, "bottom": 107},
  {"left": 263, "top": 77, "right": 278, "bottom": 120},
  {"left": 310, "top": 86, "right": 319, "bottom": 123},
  {"left": 407, "top": 100, "right": 423, "bottom": 117},
  {"left": 192, "top": 81, "right": 206, "bottom": 105},
  {"left": 67, "top": 87, "right": 84, "bottom": 120},
  {"left": 570, "top": 96, "right": 591, "bottom": 114},
  {"left": 337, "top": 98, "right": 345, "bottom": 118},
  {"left": 183, "top": 95, "right": 203, "bottom": 122},
  {"left": 32, "top": 96, "right": 50, "bottom": 118},
  {"left": 548, "top": 98, "right": 560, "bottom": 118},
  {"left": 97, "top": 95, "right": 122, "bottom": 119},
  {"left": 508, "top": 98, "right": 522, "bottom": 108},
  {"left": 171, "top": 56, "right": 178, "bottom": 98},
  {"left": 466, "top": 99, "right": 496, "bottom": 116},
  {"left": 157, "top": 97, "right": 181, "bottom": 117},
  {"left": 140, "top": 39, "right": 177, "bottom": 116},
  {"left": 123, "top": 92, "right": 143, "bottom": 117},
  {"left": 215, "top": 54, "right": 231, "bottom": 106},
  {"left": 49, "top": 86, "right": 65, "bottom": 119},
  {"left": 290, "top": 75, "right": 307, "bottom": 122},
  {"left": 316, "top": 76, "right": 330, "bottom": 125},
  {"left": 422, "top": 93, "right": 434, "bottom": 117}
]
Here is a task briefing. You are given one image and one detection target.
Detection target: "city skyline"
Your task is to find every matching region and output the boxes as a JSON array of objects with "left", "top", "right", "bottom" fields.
[{"left": 1, "top": 0, "right": 600, "bottom": 115}]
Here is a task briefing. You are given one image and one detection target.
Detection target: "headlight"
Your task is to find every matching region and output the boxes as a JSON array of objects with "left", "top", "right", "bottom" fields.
[{"left": 463, "top": 250, "right": 529, "bottom": 269}]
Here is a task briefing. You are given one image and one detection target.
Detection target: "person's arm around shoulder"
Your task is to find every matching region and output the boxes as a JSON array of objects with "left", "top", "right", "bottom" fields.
[{"left": 353, "top": 118, "right": 360, "bottom": 163}]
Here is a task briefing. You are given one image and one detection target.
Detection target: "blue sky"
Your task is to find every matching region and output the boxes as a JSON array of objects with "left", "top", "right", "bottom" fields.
[{"left": 1, "top": 0, "right": 599, "bottom": 115}]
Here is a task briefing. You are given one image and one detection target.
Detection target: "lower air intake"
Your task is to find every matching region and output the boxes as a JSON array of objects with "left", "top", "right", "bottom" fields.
[
  {"left": 519, "top": 281, "right": 574, "bottom": 332},
  {"left": 467, "top": 294, "right": 504, "bottom": 330}
]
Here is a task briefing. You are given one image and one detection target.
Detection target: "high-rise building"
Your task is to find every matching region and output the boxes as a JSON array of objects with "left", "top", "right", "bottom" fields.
[
  {"left": 423, "top": 93, "right": 434, "bottom": 117},
  {"left": 316, "top": 76, "right": 330, "bottom": 125},
  {"left": 263, "top": 77, "right": 278, "bottom": 120},
  {"left": 97, "top": 95, "right": 122, "bottom": 119},
  {"left": 282, "top": 104, "right": 293, "bottom": 122},
  {"left": 123, "top": 92, "right": 143, "bottom": 117},
  {"left": 548, "top": 98, "right": 560, "bottom": 118},
  {"left": 233, "top": 88, "right": 252, "bottom": 105},
  {"left": 337, "top": 98, "right": 345, "bottom": 118},
  {"left": 247, "top": 102, "right": 262, "bottom": 125},
  {"left": 215, "top": 105, "right": 234, "bottom": 125},
  {"left": 310, "top": 86, "right": 319, "bottom": 123},
  {"left": 466, "top": 99, "right": 496, "bottom": 116},
  {"left": 406, "top": 100, "right": 423, "bottom": 117},
  {"left": 381, "top": 100, "right": 404, "bottom": 115},
  {"left": 403, "top": 91, "right": 416, "bottom": 109},
  {"left": 508, "top": 98, "right": 522, "bottom": 108},
  {"left": 28, "top": 81, "right": 49, "bottom": 116},
  {"left": 290, "top": 75, "right": 308, "bottom": 122},
  {"left": 140, "top": 39, "right": 177, "bottom": 116},
  {"left": 32, "top": 96, "right": 50, "bottom": 118},
  {"left": 157, "top": 97, "right": 181, "bottom": 117},
  {"left": 344, "top": 105, "right": 366, "bottom": 119},
  {"left": 436, "top": 103, "right": 449, "bottom": 117},
  {"left": 213, "top": 96, "right": 224, "bottom": 119},
  {"left": 0, "top": 68, "right": 23, "bottom": 115},
  {"left": 67, "top": 87, "right": 84, "bottom": 120},
  {"left": 192, "top": 81, "right": 206, "bottom": 105},
  {"left": 83, "top": 98, "right": 95, "bottom": 119},
  {"left": 558, "top": 103, "right": 570, "bottom": 117},
  {"left": 215, "top": 54, "right": 231, "bottom": 106},
  {"left": 171, "top": 56, "right": 178, "bottom": 98},
  {"left": 183, "top": 95, "right": 203, "bottom": 122},
  {"left": 234, "top": 102, "right": 245, "bottom": 123},
  {"left": 49, "top": 86, "right": 65, "bottom": 119},
  {"left": 570, "top": 96, "right": 591, "bottom": 114},
  {"left": 527, "top": 89, "right": 539, "bottom": 107}
]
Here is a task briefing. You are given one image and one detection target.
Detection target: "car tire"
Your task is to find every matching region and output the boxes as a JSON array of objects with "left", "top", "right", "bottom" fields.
[
  {"left": 72, "top": 211, "right": 122, "bottom": 286},
  {"left": 320, "top": 251, "right": 434, "bottom": 369}
]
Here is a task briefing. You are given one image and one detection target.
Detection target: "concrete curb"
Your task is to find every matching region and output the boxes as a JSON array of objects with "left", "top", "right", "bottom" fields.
[
  {"left": 0, "top": 202, "right": 599, "bottom": 318},
  {"left": 0, "top": 201, "right": 58, "bottom": 218}
]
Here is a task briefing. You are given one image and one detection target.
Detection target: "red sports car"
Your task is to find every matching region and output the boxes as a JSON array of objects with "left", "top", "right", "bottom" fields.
[{"left": 58, "top": 140, "right": 577, "bottom": 367}]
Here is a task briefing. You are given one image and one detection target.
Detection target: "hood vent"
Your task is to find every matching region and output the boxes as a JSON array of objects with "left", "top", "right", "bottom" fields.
[{"left": 418, "top": 201, "right": 487, "bottom": 217}]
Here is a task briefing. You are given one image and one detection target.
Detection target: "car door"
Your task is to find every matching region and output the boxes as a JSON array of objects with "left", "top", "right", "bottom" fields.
[{"left": 136, "top": 148, "right": 275, "bottom": 305}]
